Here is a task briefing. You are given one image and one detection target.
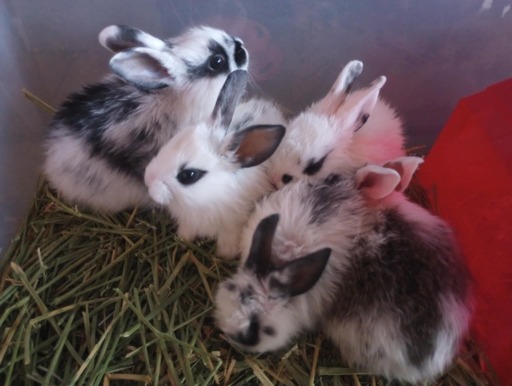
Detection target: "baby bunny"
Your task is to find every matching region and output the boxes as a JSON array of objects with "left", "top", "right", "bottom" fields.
[
  {"left": 267, "top": 60, "right": 406, "bottom": 189},
  {"left": 44, "top": 24, "right": 248, "bottom": 212},
  {"left": 215, "top": 157, "right": 472, "bottom": 383},
  {"left": 144, "top": 70, "right": 285, "bottom": 258}
]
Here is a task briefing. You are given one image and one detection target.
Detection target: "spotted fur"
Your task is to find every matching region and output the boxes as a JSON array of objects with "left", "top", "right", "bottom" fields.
[
  {"left": 44, "top": 25, "right": 248, "bottom": 212},
  {"left": 215, "top": 160, "right": 472, "bottom": 383}
]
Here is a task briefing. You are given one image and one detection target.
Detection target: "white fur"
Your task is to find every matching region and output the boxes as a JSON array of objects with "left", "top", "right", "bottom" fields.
[{"left": 144, "top": 98, "right": 286, "bottom": 258}]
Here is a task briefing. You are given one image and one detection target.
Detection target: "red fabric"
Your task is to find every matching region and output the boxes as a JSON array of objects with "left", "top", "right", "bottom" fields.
[{"left": 418, "top": 78, "right": 512, "bottom": 385}]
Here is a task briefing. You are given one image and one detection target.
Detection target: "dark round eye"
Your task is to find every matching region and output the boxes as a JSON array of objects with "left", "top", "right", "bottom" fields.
[
  {"left": 262, "top": 326, "right": 276, "bottom": 336},
  {"left": 281, "top": 174, "right": 293, "bottom": 184},
  {"left": 208, "top": 54, "right": 226, "bottom": 71},
  {"left": 176, "top": 168, "right": 206, "bottom": 185}
]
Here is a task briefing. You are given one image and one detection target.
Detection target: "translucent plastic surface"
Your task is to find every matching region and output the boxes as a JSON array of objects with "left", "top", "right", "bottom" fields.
[{"left": 1, "top": 0, "right": 511, "bottom": 253}]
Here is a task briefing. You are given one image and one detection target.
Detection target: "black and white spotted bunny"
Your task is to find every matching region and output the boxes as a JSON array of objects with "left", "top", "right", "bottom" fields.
[
  {"left": 44, "top": 24, "right": 248, "bottom": 212},
  {"left": 215, "top": 157, "right": 472, "bottom": 383}
]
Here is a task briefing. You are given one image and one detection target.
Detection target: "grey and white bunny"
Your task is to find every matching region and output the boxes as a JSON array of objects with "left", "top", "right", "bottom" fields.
[
  {"left": 215, "top": 157, "right": 472, "bottom": 383},
  {"left": 144, "top": 70, "right": 286, "bottom": 258},
  {"left": 44, "top": 24, "right": 248, "bottom": 212},
  {"left": 267, "top": 60, "right": 406, "bottom": 189}
]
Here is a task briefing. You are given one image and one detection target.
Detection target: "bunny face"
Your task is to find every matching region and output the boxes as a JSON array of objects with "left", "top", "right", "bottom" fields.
[
  {"left": 168, "top": 26, "right": 248, "bottom": 78},
  {"left": 267, "top": 60, "right": 404, "bottom": 190},
  {"left": 215, "top": 214, "right": 331, "bottom": 352},
  {"left": 214, "top": 269, "right": 304, "bottom": 353},
  {"left": 267, "top": 112, "right": 355, "bottom": 189},
  {"left": 144, "top": 122, "right": 252, "bottom": 207}
]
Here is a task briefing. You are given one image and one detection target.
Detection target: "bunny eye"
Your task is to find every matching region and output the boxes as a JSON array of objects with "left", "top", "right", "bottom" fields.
[
  {"left": 208, "top": 54, "right": 226, "bottom": 71},
  {"left": 177, "top": 168, "right": 207, "bottom": 185},
  {"left": 281, "top": 174, "right": 293, "bottom": 184}
]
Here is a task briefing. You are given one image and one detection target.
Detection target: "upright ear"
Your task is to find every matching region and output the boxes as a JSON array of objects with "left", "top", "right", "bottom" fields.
[
  {"left": 225, "top": 124, "right": 286, "bottom": 168},
  {"left": 245, "top": 214, "right": 280, "bottom": 278},
  {"left": 210, "top": 70, "right": 248, "bottom": 129},
  {"left": 355, "top": 164, "right": 400, "bottom": 200},
  {"left": 383, "top": 156, "right": 424, "bottom": 192},
  {"left": 99, "top": 25, "right": 166, "bottom": 52},
  {"left": 339, "top": 76, "right": 387, "bottom": 133},
  {"left": 270, "top": 248, "right": 331, "bottom": 297},
  {"left": 313, "top": 60, "right": 364, "bottom": 115},
  {"left": 109, "top": 47, "right": 179, "bottom": 90}
]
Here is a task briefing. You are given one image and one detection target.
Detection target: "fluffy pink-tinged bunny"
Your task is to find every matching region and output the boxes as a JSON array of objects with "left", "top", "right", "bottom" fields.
[
  {"left": 267, "top": 60, "right": 406, "bottom": 189},
  {"left": 215, "top": 157, "right": 472, "bottom": 383},
  {"left": 44, "top": 25, "right": 248, "bottom": 212},
  {"left": 144, "top": 70, "right": 285, "bottom": 258}
]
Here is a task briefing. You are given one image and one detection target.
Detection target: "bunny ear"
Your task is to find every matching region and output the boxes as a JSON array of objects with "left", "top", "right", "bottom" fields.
[
  {"left": 355, "top": 164, "right": 401, "bottom": 200},
  {"left": 312, "top": 60, "right": 363, "bottom": 115},
  {"left": 383, "top": 156, "right": 424, "bottom": 192},
  {"left": 109, "top": 47, "right": 180, "bottom": 90},
  {"left": 225, "top": 124, "right": 285, "bottom": 168},
  {"left": 340, "top": 75, "right": 387, "bottom": 133},
  {"left": 245, "top": 214, "right": 280, "bottom": 278},
  {"left": 210, "top": 70, "right": 248, "bottom": 129},
  {"left": 99, "top": 25, "right": 166, "bottom": 52},
  {"left": 269, "top": 248, "right": 331, "bottom": 297}
]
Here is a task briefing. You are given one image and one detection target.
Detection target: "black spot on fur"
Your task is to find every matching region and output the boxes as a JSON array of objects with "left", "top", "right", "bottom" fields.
[
  {"left": 262, "top": 326, "right": 276, "bottom": 336},
  {"left": 303, "top": 154, "right": 328, "bottom": 176},
  {"left": 233, "top": 314, "right": 260, "bottom": 346},
  {"left": 234, "top": 39, "right": 247, "bottom": 67},
  {"left": 355, "top": 113, "right": 370, "bottom": 132},
  {"left": 308, "top": 175, "right": 353, "bottom": 224},
  {"left": 90, "top": 127, "right": 161, "bottom": 180},
  {"left": 50, "top": 78, "right": 178, "bottom": 181},
  {"left": 329, "top": 209, "right": 471, "bottom": 367},
  {"left": 240, "top": 285, "right": 254, "bottom": 305},
  {"left": 107, "top": 25, "right": 142, "bottom": 51},
  {"left": 281, "top": 174, "right": 293, "bottom": 184},
  {"left": 225, "top": 282, "right": 237, "bottom": 292},
  {"left": 185, "top": 40, "right": 230, "bottom": 78},
  {"left": 53, "top": 79, "right": 141, "bottom": 133}
]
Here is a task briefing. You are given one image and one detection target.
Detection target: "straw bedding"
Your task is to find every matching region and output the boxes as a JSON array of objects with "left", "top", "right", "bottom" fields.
[{"left": 0, "top": 181, "right": 497, "bottom": 386}]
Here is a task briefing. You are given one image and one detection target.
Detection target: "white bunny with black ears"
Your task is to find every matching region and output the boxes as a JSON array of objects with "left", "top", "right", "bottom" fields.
[
  {"left": 44, "top": 24, "right": 248, "bottom": 212},
  {"left": 144, "top": 70, "right": 286, "bottom": 258},
  {"left": 215, "top": 157, "right": 472, "bottom": 383},
  {"left": 267, "top": 60, "right": 406, "bottom": 189}
]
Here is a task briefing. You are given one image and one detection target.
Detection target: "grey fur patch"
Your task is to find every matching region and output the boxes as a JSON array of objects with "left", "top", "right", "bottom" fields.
[
  {"left": 308, "top": 174, "right": 354, "bottom": 224},
  {"left": 329, "top": 209, "right": 471, "bottom": 367}
]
